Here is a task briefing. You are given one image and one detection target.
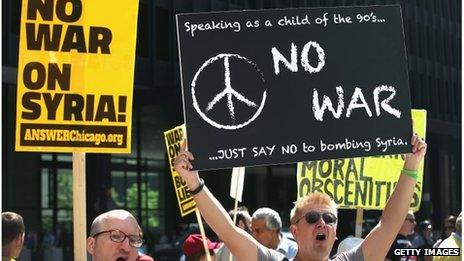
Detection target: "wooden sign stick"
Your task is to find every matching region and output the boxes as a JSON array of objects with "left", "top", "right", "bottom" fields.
[
  {"left": 355, "top": 208, "right": 363, "bottom": 238},
  {"left": 195, "top": 209, "right": 212, "bottom": 261},
  {"left": 73, "top": 152, "right": 87, "bottom": 261}
]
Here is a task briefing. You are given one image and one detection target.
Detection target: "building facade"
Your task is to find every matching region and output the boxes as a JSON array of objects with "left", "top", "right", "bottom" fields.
[{"left": 2, "top": 0, "right": 461, "bottom": 259}]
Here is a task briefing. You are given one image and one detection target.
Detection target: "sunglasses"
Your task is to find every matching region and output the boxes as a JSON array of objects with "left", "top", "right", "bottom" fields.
[
  {"left": 92, "top": 229, "right": 143, "bottom": 248},
  {"left": 294, "top": 211, "right": 337, "bottom": 225}
]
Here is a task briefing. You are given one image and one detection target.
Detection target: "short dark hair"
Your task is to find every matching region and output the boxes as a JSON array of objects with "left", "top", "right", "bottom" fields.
[{"left": 2, "top": 212, "right": 25, "bottom": 246}]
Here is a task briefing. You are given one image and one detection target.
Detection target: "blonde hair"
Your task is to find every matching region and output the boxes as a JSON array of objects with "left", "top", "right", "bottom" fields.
[{"left": 290, "top": 192, "right": 338, "bottom": 224}]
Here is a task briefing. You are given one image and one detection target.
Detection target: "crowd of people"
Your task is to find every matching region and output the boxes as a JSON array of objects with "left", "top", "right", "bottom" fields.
[{"left": 2, "top": 134, "right": 462, "bottom": 261}]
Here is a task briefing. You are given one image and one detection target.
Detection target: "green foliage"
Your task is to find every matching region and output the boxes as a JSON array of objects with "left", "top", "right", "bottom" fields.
[{"left": 125, "top": 183, "right": 160, "bottom": 228}]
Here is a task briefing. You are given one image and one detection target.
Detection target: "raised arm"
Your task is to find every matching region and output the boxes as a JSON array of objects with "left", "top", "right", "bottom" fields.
[
  {"left": 361, "top": 134, "right": 427, "bottom": 260},
  {"left": 174, "top": 143, "right": 259, "bottom": 261}
]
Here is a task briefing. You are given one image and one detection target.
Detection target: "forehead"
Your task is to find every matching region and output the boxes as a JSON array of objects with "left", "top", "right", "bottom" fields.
[
  {"left": 301, "top": 204, "right": 335, "bottom": 216},
  {"left": 101, "top": 216, "right": 140, "bottom": 235},
  {"left": 252, "top": 218, "right": 267, "bottom": 228}
]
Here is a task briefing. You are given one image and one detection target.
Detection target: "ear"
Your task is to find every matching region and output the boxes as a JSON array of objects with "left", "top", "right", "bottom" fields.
[
  {"left": 87, "top": 237, "right": 96, "bottom": 255},
  {"left": 237, "top": 220, "right": 246, "bottom": 230},
  {"left": 290, "top": 224, "right": 298, "bottom": 240},
  {"left": 15, "top": 233, "right": 25, "bottom": 247}
]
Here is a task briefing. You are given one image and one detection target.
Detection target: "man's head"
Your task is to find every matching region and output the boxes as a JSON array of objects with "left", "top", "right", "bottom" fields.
[
  {"left": 251, "top": 207, "right": 282, "bottom": 249},
  {"left": 2, "top": 212, "right": 25, "bottom": 259},
  {"left": 228, "top": 206, "right": 251, "bottom": 233},
  {"left": 443, "top": 215, "right": 456, "bottom": 237},
  {"left": 289, "top": 192, "right": 338, "bottom": 260},
  {"left": 182, "top": 234, "right": 221, "bottom": 261},
  {"left": 398, "top": 211, "right": 416, "bottom": 236},
  {"left": 87, "top": 209, "right": 143, "bottom": 261}
]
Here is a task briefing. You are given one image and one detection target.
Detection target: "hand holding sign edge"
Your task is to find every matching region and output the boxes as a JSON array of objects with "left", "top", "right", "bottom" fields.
[{"left": 174, "top": 141, "right": 201, "bottom": 191}]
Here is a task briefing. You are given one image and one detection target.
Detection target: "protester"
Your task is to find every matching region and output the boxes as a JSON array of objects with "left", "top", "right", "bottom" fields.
[
  {"left": 251, "top": 207, "right": 297, "bottom": 259},
  {"left": 386, "top": 211, "right": 417, "bottom": 261},
  {"left": 231, "top": 206, "right": 252, "bottom": 234},
  {"left": 174, "top": 134, "right": 427, "bottom": 260},
  {"left": 87, "top": 209, "right": 148, "bottom": 261},
  {"left": 182, "top": 234, "right": 222, "bottom": 261},
  {"left": 2, "top": 212, "right": 26, "bottom": 261},
  {"left": 412, "top": 220, "right": 435, "bottom": 261},
  {"left": 433, "top": 215, "right": 456, "bottom": 248},
  {"left": 433, "top": 212, "right": 462, "bottom": 261}
]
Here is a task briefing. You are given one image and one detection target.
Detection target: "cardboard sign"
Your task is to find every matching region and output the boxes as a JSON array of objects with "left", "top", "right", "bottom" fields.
[
  {"left": 164, "top": 125, "right": 197, "bottom": 216},
  {"left": 176, "top": 5, "right": 412, "bottom": 170},
  {"left": 296, "top": 110, "right": 426, "bottom": 211},
  {"left": 15, "top": 0, "right": 138, "bottom": 153}
]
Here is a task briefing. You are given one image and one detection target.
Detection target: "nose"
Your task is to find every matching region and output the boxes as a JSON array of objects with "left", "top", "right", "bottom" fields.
[
  {"left": 316, "top": 218, "right": 327, "bottom": 228},
  {"left": 119, "top": 237, "right": 132, "bottom": 252}
]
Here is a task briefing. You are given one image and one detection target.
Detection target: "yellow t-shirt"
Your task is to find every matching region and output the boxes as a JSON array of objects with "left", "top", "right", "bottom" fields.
[{"left": 432, "top": 233, "right": 461, "bottom": 261}]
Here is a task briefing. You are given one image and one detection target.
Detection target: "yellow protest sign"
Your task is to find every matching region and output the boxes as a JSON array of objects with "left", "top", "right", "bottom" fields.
[
  {"left": 297, "top": 110, "right": 426, "bottom": 211},
  {"left": 164, "top": 125, "right": 197, "bottom": 216},
  {"left": 15, "top": 0, "right": 138, "bottom": 153}
]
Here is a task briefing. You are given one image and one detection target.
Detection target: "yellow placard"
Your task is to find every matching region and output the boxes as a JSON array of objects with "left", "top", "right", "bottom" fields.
[
  {"left": 15, "top": 0, "right": 139, "bottom": 153},
  {"left": 164, "top": 125, "right": 197, "bottom": 217},
  {"left": 297, "top": 110, "right": 426, "bottom": 211}
]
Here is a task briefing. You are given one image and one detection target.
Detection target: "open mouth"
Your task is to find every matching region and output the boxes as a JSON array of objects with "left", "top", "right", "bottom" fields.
[
  {"left": 316, "top": 233, "right": 327, "bottom": 241},
  {"left": 116, "top": 257, "right": 127, "bottom": 261}
]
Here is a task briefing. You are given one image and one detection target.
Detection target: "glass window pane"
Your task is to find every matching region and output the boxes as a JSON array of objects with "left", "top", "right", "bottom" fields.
[
  {"left": 57, "top": 169, "right": 73, "bottom": 209},
  {"left": 126, "top": 172, "right": 139, "bottom": 208},
  {"left": 111, "top": 171, "right": 126, "bottom": 206},
  {"left": 41, "top": 168, "right": 50, "bottom": 208},
  {"left": 42, "top": 209, "right": 53, "bottom": 230}
]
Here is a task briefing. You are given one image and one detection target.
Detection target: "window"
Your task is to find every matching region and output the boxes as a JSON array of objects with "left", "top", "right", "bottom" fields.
[
  {"left": 156, "top": 7, "right": 169, "bottom": 61},
  {"left": 136, "top": 2, "right": 150, "bottom": 58},
  {"left": 110, "top": 157, "right": 164, "bottom": 233}
]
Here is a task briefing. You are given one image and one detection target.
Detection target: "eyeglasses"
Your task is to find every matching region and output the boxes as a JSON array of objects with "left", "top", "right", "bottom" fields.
[
  {"left": 294, "top": 211, "right": 337, "bottom": 225},
  {"left": 92, "top": 229, "right": 143, "bottom": 248}
]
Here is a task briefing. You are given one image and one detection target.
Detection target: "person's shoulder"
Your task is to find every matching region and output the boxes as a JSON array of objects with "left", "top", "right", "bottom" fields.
[
  {"left": 257, "top": 244, "right": 287, "bottom": 261},
  {"left": 331, "top": 245, "right": 364, "bottom": 261},
  {"left": 438, "top": 233, "right": 461, "bottom": 248}
]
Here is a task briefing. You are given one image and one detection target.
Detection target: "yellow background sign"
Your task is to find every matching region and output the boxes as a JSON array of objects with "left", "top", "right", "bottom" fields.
[
  {"left": 297, "top": 110, "right": 426, "bottom": 211},
  {"left": 164, "top": 125, "right": 197, "bottom": 216},
  {"left": 15, "top": 0, "right": 138, "bottom": 153}
]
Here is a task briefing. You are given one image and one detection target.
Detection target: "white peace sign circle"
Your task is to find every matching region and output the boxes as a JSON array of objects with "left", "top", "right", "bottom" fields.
[{"left": 191, "top": 53, "right": 267, "bottom": 130}]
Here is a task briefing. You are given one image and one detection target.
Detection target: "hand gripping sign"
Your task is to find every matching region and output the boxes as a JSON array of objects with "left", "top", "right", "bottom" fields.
[{"left": 297, "top": 110, "right": 426, "bottom": 211}]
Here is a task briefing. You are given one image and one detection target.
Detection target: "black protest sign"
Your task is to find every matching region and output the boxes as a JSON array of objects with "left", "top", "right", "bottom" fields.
[{"left": 176, "top": 5, "right": 412, "bottom": 170}]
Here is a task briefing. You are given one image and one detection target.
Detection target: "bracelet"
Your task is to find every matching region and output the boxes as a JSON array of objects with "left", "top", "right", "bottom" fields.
[
  {"left": 401, "top": 169, "right": 418, "bottom": 180},
  {"left": 188, "top": 179, "right": 205, "bottom": 195}
]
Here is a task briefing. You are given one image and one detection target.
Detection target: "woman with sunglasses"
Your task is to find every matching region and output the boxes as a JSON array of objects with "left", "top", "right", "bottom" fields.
[{"left": 174, "top": 134, "right": 427, "bottom": 261}]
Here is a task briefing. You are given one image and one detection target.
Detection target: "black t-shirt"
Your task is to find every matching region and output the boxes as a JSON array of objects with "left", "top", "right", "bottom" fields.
[{"left": 386, "top": 234, "right": 417, "bottom": 261}]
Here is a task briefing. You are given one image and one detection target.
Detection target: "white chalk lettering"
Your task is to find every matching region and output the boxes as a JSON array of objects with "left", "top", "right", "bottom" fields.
[
  {"left": 346, "top": 87, "right": 373, "bottom": 118},
  {"left": 375, "top": 137, "right": 406, "bottom": 152},
  {"left": 373, "top": 85, "right": 401, "bottom": 118},
  {"left": 312, "top": 86, "right": 344, "bottom": 121},
  {"left": 184, "top": 20, "right": 241, "bottom": 37},
  {"left": 312, "top": 85, "right": 402, "bottom": 121},
  {"left": 210, "top": 147, "right": 247, "bottom": 160},
  {"left": 252, "top": 145, "right": 275, "bottom": 157},
  {"left": 320, "top": 139, "right": 372, "bottom": 152},
  {"left": 271, "top": 41, "right": 325, "bottom": 75}
]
